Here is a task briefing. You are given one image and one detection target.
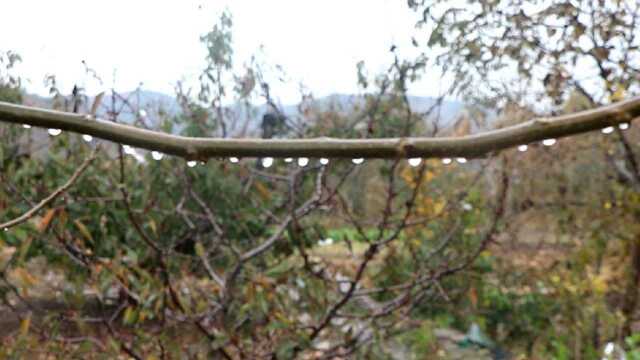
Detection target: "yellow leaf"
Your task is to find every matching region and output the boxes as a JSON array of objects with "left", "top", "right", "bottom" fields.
[
  {"left": 123, "top": 306, "right": 137, "bottom": 325},
  {"left": 74, "top": 220, "right": 93, "bottom": 242},
  {"left": 592, "top": 275, "right": 608, "bottom": 295},
  {"left": 195, "top": 242, "right": 205, "bottom": 258},
  {"left": 432, "top": 199, "right": 445, "bottom": 214},
  {"left": 19, "top": 314, "right": 31, "bottom": 337},
  {"left": 610, "top": 85, "right": 626, "bottom": 103},
  {"left": 148, "top": 219, "right": 157, "bottom": 236},
  {"left": 254, "top": 181, "right": 271, "bottom": 201},
  {"left": 13, "top": 267, "right": 38, "bottom": 287},
  {"left": 57, "top": 209, "right": 68, "bottom": 228}
]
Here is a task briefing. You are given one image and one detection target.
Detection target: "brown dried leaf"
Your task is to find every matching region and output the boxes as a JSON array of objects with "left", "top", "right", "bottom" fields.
[{"left": 38, "top": 208, "right": 57, "bottom": 233}]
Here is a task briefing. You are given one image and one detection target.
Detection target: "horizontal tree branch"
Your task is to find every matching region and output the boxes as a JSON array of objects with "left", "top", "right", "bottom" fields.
[{"left": 0, "top": 98, "right": 639, "bottom": 159}]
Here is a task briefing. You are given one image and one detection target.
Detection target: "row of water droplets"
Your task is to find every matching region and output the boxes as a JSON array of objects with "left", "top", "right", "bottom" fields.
[
  {"left": 24, "top": 121, "right": 634, "bottom": 169},
  {"left": 2, "top": 121, "right": 633, "bottom": 234}
]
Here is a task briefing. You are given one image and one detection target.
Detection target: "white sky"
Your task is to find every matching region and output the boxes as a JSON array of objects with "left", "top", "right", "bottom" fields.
[{"left": 1, "top": 0, "right": 445, "bottom": 104}]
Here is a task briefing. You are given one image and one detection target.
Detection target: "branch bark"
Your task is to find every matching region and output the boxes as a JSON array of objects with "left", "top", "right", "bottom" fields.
[{"left": 0, "top": 98, "right": 639, "bottom": 159}]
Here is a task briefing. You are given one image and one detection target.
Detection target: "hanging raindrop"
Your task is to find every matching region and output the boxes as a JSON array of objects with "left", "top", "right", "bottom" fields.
[
  {"left": 518, "top": 145, "right": 528, "bottom": 152},
  {"left": 187, "top": 160, "right": 197, "bottom": 167},
  {"left": 602, "top": 126, "right": 614, "bottom": 134},
  {"left": 604, "top": 342, "right": 615, "bottom": 356},
  {"left": 229, "top": 157, "right": 239, "bottom": 163},
  {"left": 82, "top": 134, "right": 93, "bottom": 142},
  {"left": 22, "top": 124, "right": 31, "bottom": 129},
  {"left": 297, "top": 157, "right": 309, "bottom": 167},
  {"left": 123, "top": 145, "right": 137, "bottom": 155},
  {"left": 138, "top": 109, "right": 147, "bottom": 118},
  {"left": 408, "top": 158, "right": 422, "bottom": 167},
  {"left": 48, "top": 128, "right": 62, "bottom": 136},
  {"left": 619, "top": 123, "right": 630, "bottom": 130},
  {"left": 319, "top": 158, "right": 329, "bottom": 165},
  {"left": 284, "top": 157, "right": 293, "bottom": 163},
  {"left": 151, "top": 151, "right": 164, "bottom": 160},
  {"left": 352, "top": 158, "right": 364, "bottom": 164},
  {"left": 542, "top": 138, "right": 556, "bottom": 146},
  {"left": 442, "top": 158, "right": 452, "bottom": 165},
  {"left": 261, "top": 157, "right": 274, "bottom": 168},
  {"left": 456, "top": 157, "right": 467, "bottom": 164}
]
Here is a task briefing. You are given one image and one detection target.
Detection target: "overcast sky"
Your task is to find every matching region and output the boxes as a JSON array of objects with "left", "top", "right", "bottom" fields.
[{"left": 1, "top": 1, "right": 445, "bottom": 104}]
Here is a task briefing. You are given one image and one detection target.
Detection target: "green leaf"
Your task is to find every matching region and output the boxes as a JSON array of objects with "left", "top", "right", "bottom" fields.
[
  {"left": 265, "top": 260, "right": 293, "bottom": 278},
  {"left": 275, "top": 340, "right": 298, "bottom": 360}
]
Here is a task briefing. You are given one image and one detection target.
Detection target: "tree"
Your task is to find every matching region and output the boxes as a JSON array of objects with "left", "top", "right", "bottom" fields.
[
  {"left": 409, "top": 0, "right": 640, "bottom": 354},
  {"left": 0, "top": 2, "right": 640, "bottom": 358}
]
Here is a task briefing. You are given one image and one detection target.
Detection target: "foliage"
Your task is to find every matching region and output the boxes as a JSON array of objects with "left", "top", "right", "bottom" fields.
[
  {"left": 0, "top": 50, "right": 22, "bottom": 104},
  {"left": 410, "top": 0, "right": 640, "bottom": 107},
  {"left": 1, "top": 1, "right": 640, "bottom": 358}
]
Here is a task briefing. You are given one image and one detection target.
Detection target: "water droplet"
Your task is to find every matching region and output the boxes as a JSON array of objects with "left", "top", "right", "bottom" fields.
[
  {"left": 48, "top": 128, "right": 62, "bottom": 136},
  {"left": 319, "top": 158, "right": 329, "bottom": 165},
  {"left": 229, "top": 157, "right": 239, "bottom": 163},
  {"left": 542, "top": 138, "right": 556, "bottom": 146},
  {"left": 284, "top": 157, "right": 293, "bottom": 163},
  {"left": 352, "top": 158, "right": 364, "bottom": 164},
  {"left": 517, "top": 145, "right": 528, "bottom": 152},
  {"left": 82, "top": 134, "right": 93, "bottom": 142},
  {"left": 151, "top": 151, "right": 164, "bottom": 160},
  {"left": 261, "top": 157, "right": 274, "bottom": 168},
  {"left": 123, "top": 145, "right": 136, "bottom": 155},
  {"left": 187, "top": 160, "right": 197, "bottom": 167},
  {"left": 297, "top": 157, "right": 309, "bottom": 167},
  {"left": 619, "top": 123, "right": 630, "bottom": 130},
  {"left": 22, "top": 124, "right": 31, "bottom": 129},
  {"left": 604, "top": 342, "right": 615, "bottom": 355},
  {"left": 456, "top": 157, "right": 467, "bottom": 164},
  {"left": 442, "top": 158, "right": 452, "bottom": 165},
  {"left": 318, "top": 238, "right": 334, "bottom": 246},
  {"left": 602, "top": 126, "right": 614, "bottom": 134},
  {"left": 138, "top": 109, "right": 147, "bottom": 118},
  {"left": 408, "top": 158, "right": 422, "bottom": 167},
  {"left": 3, "top": 227, "right": 7, "bottom": 232}
]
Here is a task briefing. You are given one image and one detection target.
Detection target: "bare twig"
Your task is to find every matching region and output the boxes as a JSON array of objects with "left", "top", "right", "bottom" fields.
[{"left": 0, "top": 148, "right": 98, "bottom": 229}]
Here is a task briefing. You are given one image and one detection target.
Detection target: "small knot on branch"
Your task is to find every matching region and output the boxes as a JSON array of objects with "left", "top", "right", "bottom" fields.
[{"left": 395, "top": 138, "right": 415, "bottom": 157}]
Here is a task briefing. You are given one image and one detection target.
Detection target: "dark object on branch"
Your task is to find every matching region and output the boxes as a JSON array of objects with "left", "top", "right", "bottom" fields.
[
  {"left": 261, "top": 111, "right": 286, "bottom": 139},
  {"left": 71, "top": 85, "right": 83, "bottom": 114}
]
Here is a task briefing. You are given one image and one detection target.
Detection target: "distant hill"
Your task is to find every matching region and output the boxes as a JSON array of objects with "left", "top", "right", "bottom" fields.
[{"left": 22, "top": 90, "right": 464, "bottom": 136}]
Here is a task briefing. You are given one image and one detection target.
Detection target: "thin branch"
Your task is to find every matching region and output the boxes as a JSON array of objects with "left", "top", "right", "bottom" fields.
[
  {"left": 0, "top": 148, "right": 98, "bottom": 229},
  {"left": 0, "top": 97, "right": 638, "bottom": 158}
]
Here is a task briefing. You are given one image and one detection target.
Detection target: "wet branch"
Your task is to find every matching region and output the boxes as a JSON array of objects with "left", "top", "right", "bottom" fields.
[{"left": 0, "top": 97, "right": 638, "bottom": 158}]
